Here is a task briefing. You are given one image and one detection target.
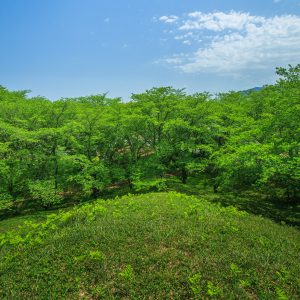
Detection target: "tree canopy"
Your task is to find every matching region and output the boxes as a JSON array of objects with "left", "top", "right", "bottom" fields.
[{"left": 0, "top": 65, "right": 299, "bottom": 213}]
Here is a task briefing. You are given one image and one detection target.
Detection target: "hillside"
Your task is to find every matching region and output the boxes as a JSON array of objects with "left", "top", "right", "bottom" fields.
[{"left": 0, "top": 192, "right": 299, "bottom": 299}]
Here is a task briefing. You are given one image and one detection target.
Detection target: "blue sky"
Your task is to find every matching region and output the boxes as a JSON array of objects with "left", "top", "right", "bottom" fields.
[{"left": 1, "top": 0, "right": 299, "bottom": 101}]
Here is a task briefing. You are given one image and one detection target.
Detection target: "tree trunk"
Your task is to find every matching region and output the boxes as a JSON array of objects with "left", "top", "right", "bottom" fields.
[
  {"left": 128, "top": 179, "right": 133, "bottom": 190},
  {"left": 181, "top": 167, "right": 188, "bottom": 184},
  {"left": 54, "top": 157, "right": 59, "bottom": 190},
  {"left": 213, "top": 183, "right": 218, "bottom": 193},
  {"left": 92, "top": 187, "right": 100, "bottom": 199},
  {"left": 8, "top": 180, "right": 14, "bottom": 197}
]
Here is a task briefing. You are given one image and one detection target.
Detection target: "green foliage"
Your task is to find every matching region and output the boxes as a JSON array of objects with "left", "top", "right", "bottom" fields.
[
  {"left": 0, "top": 194, "right": 13, "bottom": 213},
  {"left": 132, "top": 175, "right": 167, "bottom": 192},
  {"left": 189, "top": 273, "right": 202, "bottom": 295},
  {"left": 230, "top": 263, "right": 242, "bottom": 277},
  {"left": 74, "top": 250, "right": 105, "bottom": 263},
  {"left": 118, "top": 264, "right": 134, "bottom": 281},
  {"left": 276, "top": 64, "right": 300, "bottom": 83},
  {"left": 0, "top": 65, "right": 299, "bottom": 298},
  {"left": 207, "top": 281, "right": 222, "bottom": 297},
  {"left": 0, "top": 65, "right": 299, "bottom": 217},
  {"left": 29, "top": 181, "right": 63, "bottom": 209}
]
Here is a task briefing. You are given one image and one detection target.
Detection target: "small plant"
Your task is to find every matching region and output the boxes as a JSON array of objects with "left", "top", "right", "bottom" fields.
[
  {"left": 207, "top": 281, "right": 222, "bottom": 297},
  {"left": 118, "top": 264, "right": 134, "bottom": 281},
  {"left": 275, "top": 287, "right": 288, "bottom": 300},
  {"left": 239, "top": 279, "right": 251, "bottom": 288},
  {"left": 74, "top": 250, "right": 104, "bottom": 262},
  {"left": 89, "top": 250, "right": 104, "bottom": 261},
  {"left": 276, "top": 268, "right": 290, "bottom": 283},
  {"left": 230, "top": 263, "right": 242, "bottom": 275},
  {"left": 93, "top": 205, "right": 107, "bottom": 215},
  {"left": 188, "top": 273, "right": 202, "bottom": 295},
  {"left": 92, "top": 285, "right": 106, "bottom": 298}
]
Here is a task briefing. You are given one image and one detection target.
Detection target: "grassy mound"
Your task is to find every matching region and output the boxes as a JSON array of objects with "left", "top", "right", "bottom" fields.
[{"left": 0, "top": 192, "right": 299, "bottom": 299}]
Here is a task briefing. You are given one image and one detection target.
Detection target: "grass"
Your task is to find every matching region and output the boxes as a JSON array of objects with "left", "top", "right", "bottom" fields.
[
  {"left": 1, "top": 176, "right": 299, "bottom": 232},
  {"left": 0, "top": 192, "right": 299, "bottom": 299},
  {"left": 0, "top": 210, "right": 53, "bottom": 234},
  {"left": 166, "top": 177, "right": 300, "bottom": 228}
]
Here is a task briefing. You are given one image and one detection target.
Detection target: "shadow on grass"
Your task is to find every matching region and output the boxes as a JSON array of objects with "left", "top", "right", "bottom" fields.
[
  {"left": 1, "top": 177, "right": 299, "bottom": 232},
  {"left": 166, "top": 177, "right": 300, "bottom": 229},
  {"left": 209, "top": 192, "right": 300, "bottom": 228},
  {"left": 0, "top": 210, "right": 53, "bottom": 233}
]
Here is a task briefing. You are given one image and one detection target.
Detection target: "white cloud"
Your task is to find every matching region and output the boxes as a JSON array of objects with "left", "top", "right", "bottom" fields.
[
  {"left": 159, "top": 15, "right": 179, "bottom": 24},
  {"left": 183, "top": 40, "right": 192, "bottom": 45},
  {"left": 174, "top": 32, "right": 193, "bottom": 40},
  {"left": 179, "top": 11, "right": 265, "bottom": 31},
  {"left": 158, "top": 11, "right": 300, "bottom": 74}
]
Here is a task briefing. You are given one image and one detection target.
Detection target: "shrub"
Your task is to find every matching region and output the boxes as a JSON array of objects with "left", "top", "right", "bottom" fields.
[{"left": 28, "top": 181, "right": 63, "bottom": 209}]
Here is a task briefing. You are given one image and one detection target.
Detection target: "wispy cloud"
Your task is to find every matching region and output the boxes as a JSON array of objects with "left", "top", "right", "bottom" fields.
[
  {"left": 157, "top": 11, "right": 300, "bottom": 75},
  {"left": 159, "top": 15, "right": 179, "bottom": 23},
  {"left": 179, "top": 11, "right": 265, "bottom": 31}
]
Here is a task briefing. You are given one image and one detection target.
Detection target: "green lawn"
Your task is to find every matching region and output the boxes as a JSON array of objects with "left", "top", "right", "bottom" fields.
[
  {"left": 0, "top": 192, "right": 299, "bottom": 299},
  {"left": 0, "top": 211, "right": 53, "bottom": 234}
]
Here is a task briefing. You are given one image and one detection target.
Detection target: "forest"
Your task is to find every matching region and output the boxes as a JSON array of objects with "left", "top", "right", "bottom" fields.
[
  {"left": 0, "top": 65, "right": 299, "bottom": 299},
  {"left": 0, "top": 65, "right": 299, "bottom": 216}
]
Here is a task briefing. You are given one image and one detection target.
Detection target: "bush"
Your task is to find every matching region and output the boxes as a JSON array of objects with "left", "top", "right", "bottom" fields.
[
  {"left": 133, "top": 178, "right": 167, "bottom": 192},
  {"left": 29, "top": 181, "right": 63, "bottom": 209},
  {"left": 0, "top": 194, "right": 14, "bottom": 216}
]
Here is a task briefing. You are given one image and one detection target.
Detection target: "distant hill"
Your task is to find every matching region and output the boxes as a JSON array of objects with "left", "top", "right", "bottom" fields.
[{"left": 240, "top": 86, "right": 263, "bottom": 94}]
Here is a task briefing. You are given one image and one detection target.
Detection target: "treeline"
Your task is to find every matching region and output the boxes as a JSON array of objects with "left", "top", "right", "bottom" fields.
[{"left": 0, "top": 65, "right": 299, "bottom": 212}]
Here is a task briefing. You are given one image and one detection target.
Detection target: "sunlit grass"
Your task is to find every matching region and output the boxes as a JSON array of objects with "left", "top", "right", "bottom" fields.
[{"left": 0, "top": 192, "right": 299, "bottom": 299}]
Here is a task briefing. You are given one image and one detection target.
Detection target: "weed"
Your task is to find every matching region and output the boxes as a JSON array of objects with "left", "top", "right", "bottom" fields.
[{"left": 118, "top": 265, "right": 134, "bottom": 281}]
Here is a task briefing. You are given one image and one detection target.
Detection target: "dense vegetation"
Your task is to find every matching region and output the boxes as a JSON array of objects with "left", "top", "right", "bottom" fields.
[
  {"left": 1, "top": 193, "right": 299, "bottom": 299},
  {"left": 0, "top": 65, "right": 299, "bottom": 299},
  {"left": 0, "top": 65, "right": 299, "bottom": 216}
]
